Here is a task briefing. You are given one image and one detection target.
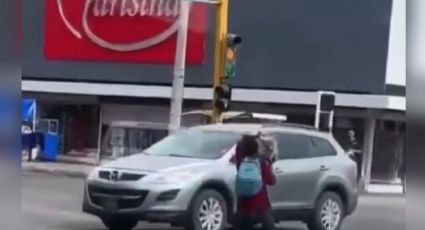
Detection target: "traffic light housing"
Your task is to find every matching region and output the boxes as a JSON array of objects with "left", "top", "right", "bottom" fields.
[
  {"left": 214, "top": 84, "right": 232, "bottom": 112},
  {"left": 224, "top": 34, "right": 241, "bottom": 80},
  {"left": 212, "top": 33, "right": 242, "bottom": 120},
  {"left": 227, "top": 34, "right": 242, "bottom": 47},
  {"left": 315, "top": 91, "right": 336, "bottom": 131}
]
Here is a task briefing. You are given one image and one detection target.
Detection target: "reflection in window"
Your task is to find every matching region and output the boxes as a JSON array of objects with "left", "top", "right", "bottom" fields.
[
  {"left": 310, "top": 137, "right": 337, "bottom": 157},
  {"left": 146, "top": 129, "right": 241, "bottom": 159},
  {"left": 275, "top": 133, "right": 313, "bottom": 159}
]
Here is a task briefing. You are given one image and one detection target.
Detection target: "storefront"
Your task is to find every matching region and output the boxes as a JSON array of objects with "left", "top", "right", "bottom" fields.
[
  {"left": 22, "top": 0, "right": 405, "bottom": 191},
  {"left": 371, "top": 120, "right": 405, "bottom": 184},
  {"left": 22, "top": 92, "right": 101, "bottom": 156}
]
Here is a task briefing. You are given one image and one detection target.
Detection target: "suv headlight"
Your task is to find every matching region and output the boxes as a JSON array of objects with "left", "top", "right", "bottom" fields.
[
  {"left": 87, "top": 167, "right": 100, "bottom": 180},
  {"left": 144, "top": 172, "right": 201, "bottom": 184}
]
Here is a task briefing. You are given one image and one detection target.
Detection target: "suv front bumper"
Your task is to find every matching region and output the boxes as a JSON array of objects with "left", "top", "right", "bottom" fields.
[
  {"left": 82, "top": 180, "right": 195, "bottom": 223},
  {"left": 82, "top": 201, "right": 187, "bottom": 223}
]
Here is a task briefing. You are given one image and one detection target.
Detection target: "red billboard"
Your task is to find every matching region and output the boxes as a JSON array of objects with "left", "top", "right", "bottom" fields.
[{"left": 44, "top": 0, "right": 207, "bottom": 64}]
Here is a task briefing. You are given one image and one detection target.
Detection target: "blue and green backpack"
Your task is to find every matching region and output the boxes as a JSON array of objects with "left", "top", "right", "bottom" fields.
[{"left": 236, "top": 156, "right": 263, "bottom": 197}]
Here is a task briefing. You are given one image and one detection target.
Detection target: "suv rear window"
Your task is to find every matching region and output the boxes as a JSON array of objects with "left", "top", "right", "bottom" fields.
[
  {"left": 275, "top": 134, "right": 311, "bottom": 159},
  {"left": 310, "top": 137, "right": 337, "bottom": 157},
  {"left": 274, "top": 133, "right": 336, "bottom": 159}
]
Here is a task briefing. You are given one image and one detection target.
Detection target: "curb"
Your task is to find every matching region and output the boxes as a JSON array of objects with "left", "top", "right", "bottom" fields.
[
  {"left": 56, "top": 157, "right": 98, "bottom": 166},
  {"left": 22, "top": 165, "right": 90, "bottom": 179}
]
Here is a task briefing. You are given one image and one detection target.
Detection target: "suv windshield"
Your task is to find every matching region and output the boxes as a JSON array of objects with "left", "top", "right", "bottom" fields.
[{"left": 145, "top": 129, "right": 241, "bottom": 159}]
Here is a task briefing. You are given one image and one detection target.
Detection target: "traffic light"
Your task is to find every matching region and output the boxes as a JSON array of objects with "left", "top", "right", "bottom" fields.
[
  {"left": 320, "top": 93, "right": 335, "bottom": 111},
  {"left": 224, "top": 34, "right": 241, "bottom": 79},
  {"left": 212, "top": 33, "right": 242, "bottom": 121},
  {"left": 214, "top": 84, "right": 231, "bottom": 112},
  {"left": 315, "top": 91, "right": 336, "bottom": 131}
]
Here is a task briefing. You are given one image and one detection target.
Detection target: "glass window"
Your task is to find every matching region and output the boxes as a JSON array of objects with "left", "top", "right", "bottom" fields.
[
  {"left": 310, "top": 137, "right": 337, "bottom": 157},
  {"left": 274, "top": 133, "right": 314, "bottom": 159},
  {"left": 145, "top": 129, "right": 241, "bottom": 159},
  {"left": 273, "top": 133, "right": 336, "bottom": 159}
]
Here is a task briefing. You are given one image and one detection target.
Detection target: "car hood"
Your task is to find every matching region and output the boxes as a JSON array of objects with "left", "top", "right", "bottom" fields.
[{"left": 100, "top": 154, "right": 213, "bottom": 173}]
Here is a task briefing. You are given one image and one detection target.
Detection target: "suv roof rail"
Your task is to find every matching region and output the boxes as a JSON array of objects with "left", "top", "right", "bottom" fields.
[
  {"left": 262, "top": 122, "right": 330, "bottom": 133},
  {"left": 183, "top": 110, "right": 287, "bottom": 121}
]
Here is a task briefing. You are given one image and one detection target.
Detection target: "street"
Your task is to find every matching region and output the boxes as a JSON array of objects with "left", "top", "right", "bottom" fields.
[{"left": 22, "top": 172, "right": 405, "bottom": 230}]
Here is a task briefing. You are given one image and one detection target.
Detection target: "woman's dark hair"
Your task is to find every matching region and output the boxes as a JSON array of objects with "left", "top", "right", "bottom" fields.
[{"left": 239, "top": 134, "right": 258, "bottom": 157}]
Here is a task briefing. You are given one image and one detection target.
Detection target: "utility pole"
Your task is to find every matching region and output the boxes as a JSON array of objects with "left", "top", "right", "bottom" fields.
[
  {"left": 210, "top": 0, "right": 241, "bottom": 123},
  {"left": 169, "top": 0, "right": 192, "bottom": 134},
  {"left": 211, "top": 0, "right": 229, "bottom": 123}
]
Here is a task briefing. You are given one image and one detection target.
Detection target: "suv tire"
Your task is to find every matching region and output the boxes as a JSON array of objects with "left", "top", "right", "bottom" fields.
[
  {"left": 307, "top": 191, "right": 345, "bottom": 230},
  {"left": 186, "top": 189, "right": 228, "bottom": 230},
  {"left": 101, "top": 217, "right": 138, "bottom": 230}
]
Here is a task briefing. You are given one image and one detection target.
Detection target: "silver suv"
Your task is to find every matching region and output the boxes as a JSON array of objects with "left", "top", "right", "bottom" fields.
[{"left": 82, "top": 123, "right": 358, "bottom": 230}]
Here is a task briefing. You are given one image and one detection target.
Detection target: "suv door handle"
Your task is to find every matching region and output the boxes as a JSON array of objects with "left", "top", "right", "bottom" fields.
[{"left": 320, "top": 165, "right": 330, "bottom": 171}]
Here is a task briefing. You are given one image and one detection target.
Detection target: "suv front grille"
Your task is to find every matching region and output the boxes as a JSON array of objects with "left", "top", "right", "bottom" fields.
[
  {"left": 98, "top": 170, "right": 145, "bottom": 181},
  {"left": 98, "top": 171, "right": 110, "bottom": 179},
  {"left": 88, "top": 185, "right": 148, "bottom": 210},
  {"left": 121, "top": 173, "right": 145, "bottom": 181}
]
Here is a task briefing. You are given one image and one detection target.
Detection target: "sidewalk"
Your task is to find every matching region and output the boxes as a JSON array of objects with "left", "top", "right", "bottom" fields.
[
  {"left": 21, "top": 154, "right": 98, "bottom": 178},
  {"left": 366, "top": 184, "right": 404, "bottom": 195},
  {"left": 22, "top": 161, "right": 94, "bottom": 178}
]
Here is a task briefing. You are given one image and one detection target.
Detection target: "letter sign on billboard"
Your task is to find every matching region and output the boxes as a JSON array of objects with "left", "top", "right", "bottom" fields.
[{"left": 44, "top": 0, "right": 207, "bottom": 64}]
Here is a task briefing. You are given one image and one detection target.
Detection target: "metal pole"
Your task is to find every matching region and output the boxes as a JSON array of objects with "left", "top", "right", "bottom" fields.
[
  {"left": 169, "top": 0, "right": 191, "bottom": 134},
  {"left": 314, "top": 92, "right": 321, "bottom": 129},
  {"left": 211, "top": 0, "right": 229, "bottom": 123},
  {"left": 32, "top": 101, "right": 37, "bottom": 131}
]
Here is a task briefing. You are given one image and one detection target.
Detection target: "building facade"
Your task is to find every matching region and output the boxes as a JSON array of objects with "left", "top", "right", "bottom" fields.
[{"left": 22, "top": 0, "right": 405, "bottom": 190}]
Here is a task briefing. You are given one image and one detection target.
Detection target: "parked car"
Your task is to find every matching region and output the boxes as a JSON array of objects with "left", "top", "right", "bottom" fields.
[{"left": 82, "top": 123, "right": 358, "bottom": 230}]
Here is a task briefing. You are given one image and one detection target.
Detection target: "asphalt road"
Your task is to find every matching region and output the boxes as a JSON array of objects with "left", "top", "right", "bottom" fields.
[{"left": 22, "top": 172, "right": 405, "bottom": 230}]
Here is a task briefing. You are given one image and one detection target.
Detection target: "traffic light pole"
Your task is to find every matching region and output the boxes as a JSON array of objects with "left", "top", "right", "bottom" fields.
[
  {"left": 169, "top": 0, "right": 191, "bottom": 134},
  {"left": 211, "top": 0, "right": 229, "bottom": 123}
]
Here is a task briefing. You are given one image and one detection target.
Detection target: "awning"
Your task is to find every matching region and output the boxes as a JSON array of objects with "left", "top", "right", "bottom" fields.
[
  {"left": 22, "top": 99, "right": 36, "bottom": 122},
  {"left": 22, "top": 80, "right": 406, "bottom": 111}
]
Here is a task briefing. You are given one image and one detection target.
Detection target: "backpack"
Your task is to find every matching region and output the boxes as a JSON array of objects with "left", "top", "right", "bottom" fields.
[{"left": 236, "top": 156, "right": 263, "bottom": 197}]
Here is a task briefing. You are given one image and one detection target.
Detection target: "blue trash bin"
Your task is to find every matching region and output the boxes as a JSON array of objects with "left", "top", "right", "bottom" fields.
[{"left": 43, "top": 133, "right": 60, "bottom": 161}]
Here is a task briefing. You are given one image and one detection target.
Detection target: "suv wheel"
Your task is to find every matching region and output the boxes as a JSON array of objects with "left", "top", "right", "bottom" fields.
[
  {"left": 186, "top": 189, "right": 227, "bottom": 230},
  {"left": 101, "top": 217, "right": 138, "bottom": 230},
  {"left": 307, "top": 192, "right": 345, "bottom": 230}
]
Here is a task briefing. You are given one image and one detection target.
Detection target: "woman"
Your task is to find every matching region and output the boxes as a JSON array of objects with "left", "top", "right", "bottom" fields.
[{"left": 233, "top": 134, "right": 276, "bottom": 230}]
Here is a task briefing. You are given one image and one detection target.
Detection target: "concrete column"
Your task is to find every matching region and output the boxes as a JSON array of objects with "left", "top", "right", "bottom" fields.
[
  {"left": 361, "top": 118, "right": 377, "bottom": 191},
  {"left": 96, "top": 105, "right": 103, "bottom": 165}
]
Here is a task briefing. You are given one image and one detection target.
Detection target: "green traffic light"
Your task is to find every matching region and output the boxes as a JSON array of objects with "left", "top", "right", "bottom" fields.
[{"left": 225, "top": 63, "right": 236, "bottom": 78}]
